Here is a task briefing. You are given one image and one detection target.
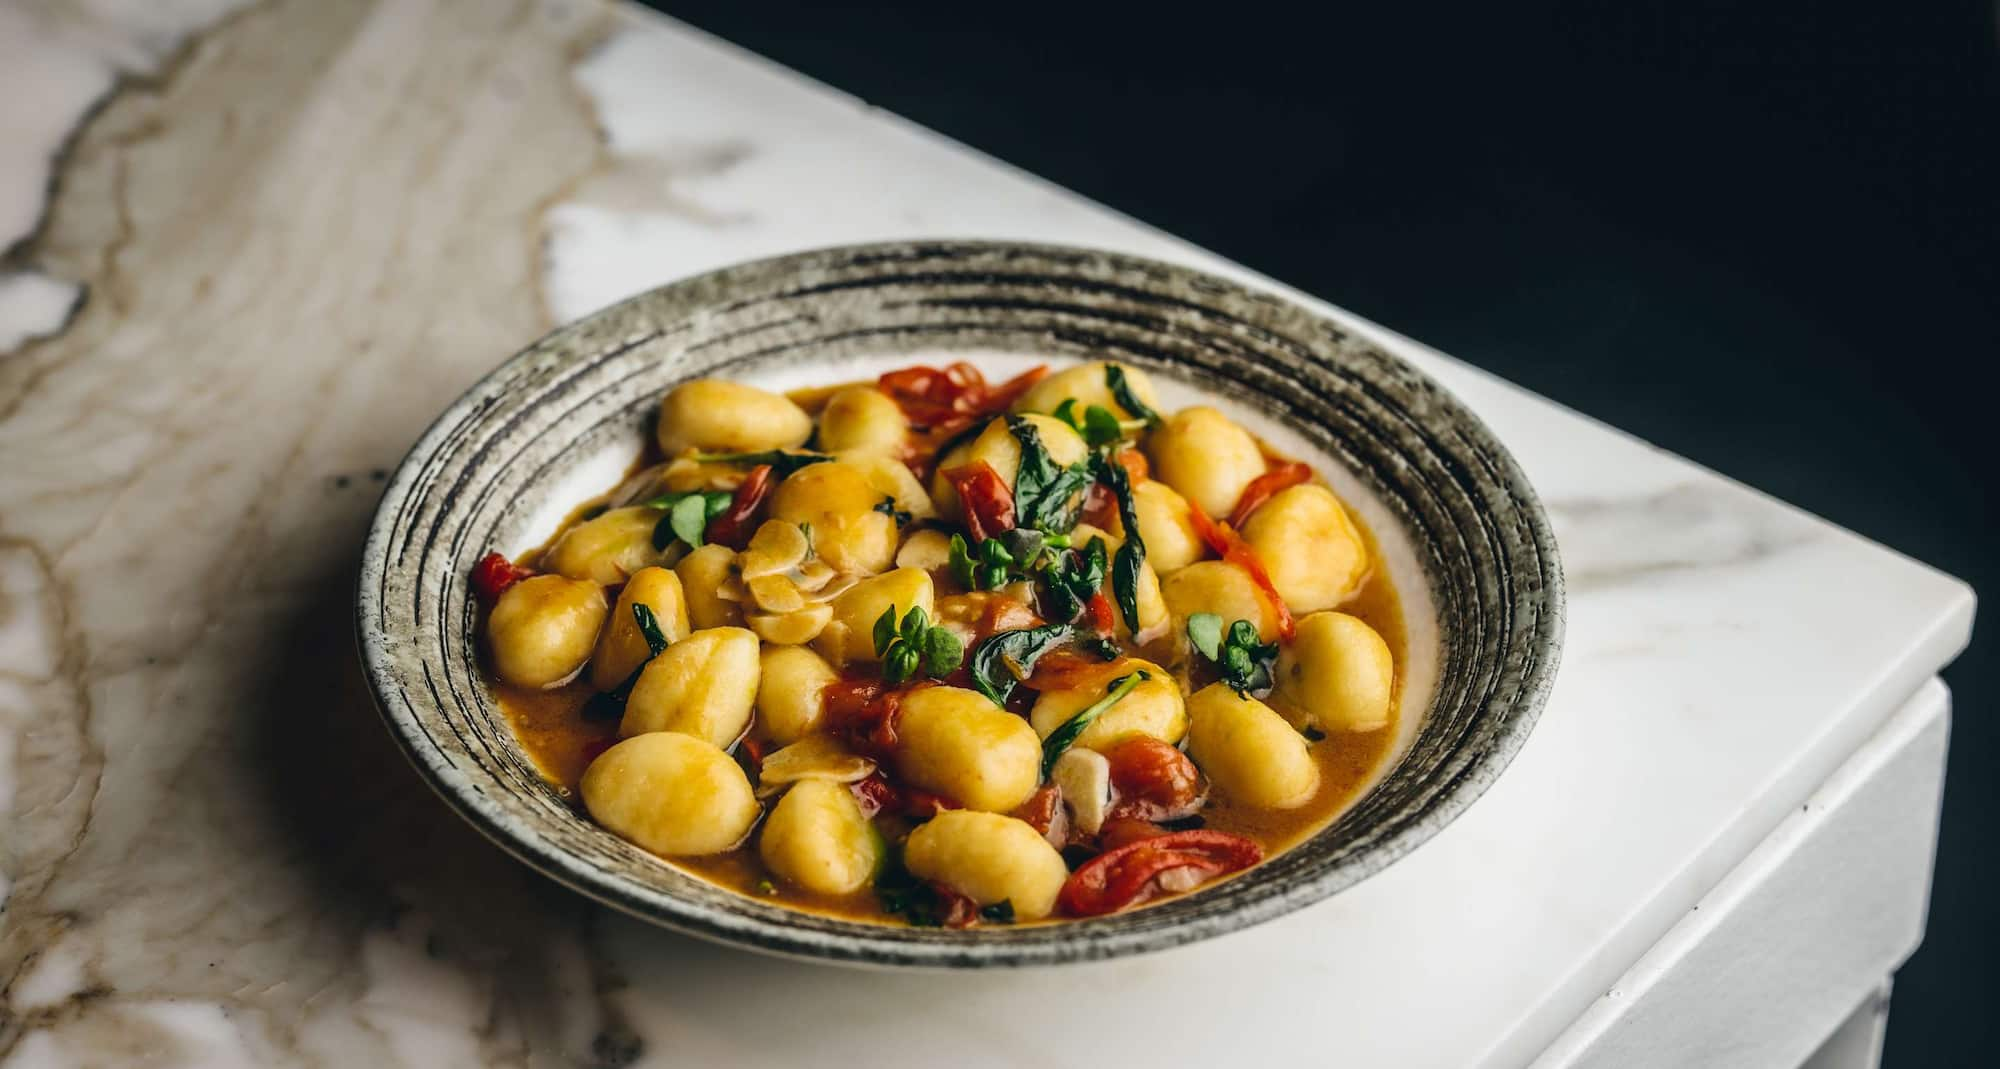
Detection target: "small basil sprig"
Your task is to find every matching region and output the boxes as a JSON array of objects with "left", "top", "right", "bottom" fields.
[
  {"left": 980, "top": 900, "right": 1016, "bottom": 924},
  {"left": 1005, "top": 416, "right": 1093, "bottom": 534},
  {"left": 1039, "top": 536, "right": 1109, "bottom": 625},
  {"left": 1187, "top": 612, "right": 1279, "bottom": 697},
  {"left": 949, "top": 528, "right": 1075, "bottom": 593},
  {"left": 642, "top": 489, "right": 733, "bottom": 550},
  {"left": 582, "top": 604, "right": 673, "bottom": 721},
  {"left": 968, "top": 623, "right": 1074, "bottom": 707},
  {"left": 1050, "top": 398, "right": 1128, "bottom": 449},
  {"left": 873, "top": 605, "right": 964, "bottom": 686},
  {"left": 1040, "top": 669, "right": 1150, "bottom": 778},
  {"left": 1105, "top": 365, "right": 1162, "bottom": 427},
  {"left": 692, "top": 450, "right": 833, "bottom": 477},
  {"left": 1091, "top": 455, "right": 1148, "bottom": 633}
]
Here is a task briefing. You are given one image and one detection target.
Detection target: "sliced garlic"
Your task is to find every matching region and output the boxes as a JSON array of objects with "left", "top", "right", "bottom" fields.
[
  {"left": 748, "top": 574, "right": 806, "bottom": 614},
  {"left": 1051, "top": 747, "right": 1112, "bottom": 835},
  {"left": 756, "top": 735, "right": 877, "bottom": 797},
  {"left": 747, "top": 602, "right": 833, "bottom": 645},
  {"left": 740, "top": 520, "right": 811, "bottom": 579},
  {"left": 895, "top": 529, "right": 955, "bottom": 571}
]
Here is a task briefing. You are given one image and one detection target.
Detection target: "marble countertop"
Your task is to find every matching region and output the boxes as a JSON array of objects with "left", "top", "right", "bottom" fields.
[{"left": 0, "top": 2, "right": 1975, "bottom": 1067}]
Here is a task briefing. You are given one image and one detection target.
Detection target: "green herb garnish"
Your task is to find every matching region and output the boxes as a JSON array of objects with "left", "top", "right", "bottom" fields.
[
  {"left": 968, "top": 623, "right": 1074, "bottom": 707},
  {"left": 1188, "top": 614, "right": 1279, "bottom": 697},
  {"left": 642, "top": 489, "right": 733, "bottom": 550},
  {"left": 872, "top": 496, "right": 913, "bottom": 527},
  {"left": 1106, "top": 365, "right": 1161, "bottom": 427},
  {"left": 875, "top": 849, "right": 949, "bottom": 927},
  {"left": 1051, "top": 398, "right": 1129, "bottom": 449},
  {"left": 1038, "top": 536, "right": 1109, "bottom": 625},
  {"left": 1092, "top": 454, "right": 1148, "bottom": 633},
  {"left": 1005, "top": 415, "right": 1093, "bottom": 535},
  {"left": 873, "top": 605, "right": 964, "bottom": 686},
  {"left": 1041, "top": 670, "right": 1150, "bottom": 778},
  {"left": 691, "top": 450, "right": 833, "bottom": 477},
  {"left": 979, "top": 900, "right": 1016, "bottom": 924}
]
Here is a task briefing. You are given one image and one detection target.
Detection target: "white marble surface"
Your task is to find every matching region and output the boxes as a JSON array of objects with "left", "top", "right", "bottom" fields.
[{"left": 0, "top": 2, "right": 1975, "bottom": 1067}]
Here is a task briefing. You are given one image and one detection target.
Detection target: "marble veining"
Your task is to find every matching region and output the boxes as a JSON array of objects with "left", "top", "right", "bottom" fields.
[{"left": 0, "top": 1, "right": 1974, "bottom": 1067}]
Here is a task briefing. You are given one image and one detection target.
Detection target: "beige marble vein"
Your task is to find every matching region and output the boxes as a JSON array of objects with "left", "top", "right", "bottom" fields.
[{"left": 0, "top": 1, "right": 650, "bottom": 1063}]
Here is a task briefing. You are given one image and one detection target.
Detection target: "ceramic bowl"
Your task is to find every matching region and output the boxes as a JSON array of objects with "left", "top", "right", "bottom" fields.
[{"left": 356, "top": 241, "right": 1563, "bottom": 967}]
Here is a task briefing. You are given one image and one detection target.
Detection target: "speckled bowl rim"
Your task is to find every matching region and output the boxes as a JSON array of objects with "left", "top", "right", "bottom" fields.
[{"left": 356, "top": 240, "right": 1564, "bottom": 968}]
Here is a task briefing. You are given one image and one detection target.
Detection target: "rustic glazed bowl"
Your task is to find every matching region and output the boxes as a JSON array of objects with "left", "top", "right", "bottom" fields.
[{"left": 356, "top": 241, "right": 1563, "bottom": 967}]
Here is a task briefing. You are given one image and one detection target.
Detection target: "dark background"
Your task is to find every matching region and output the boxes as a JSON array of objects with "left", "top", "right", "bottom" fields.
[{"left": 652, "top": 1, "right": 1995, "bottom": 1062}]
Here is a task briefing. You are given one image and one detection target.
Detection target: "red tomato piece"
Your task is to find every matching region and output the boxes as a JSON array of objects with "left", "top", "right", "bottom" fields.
[
  {"left": 1227, "top": 461, "right": 1312, "bottom": 529},
  {"left": 1113, "top": 446, "right": 1150, "bottom": 486},
  {"left": 1103, "top": 737, "right": 1208, "bottom": 822},
  {"left": 850, "top": 773, "right": 899, "bottom": 818},
  {"left": 704, "top": 464, "right": 776, "bottom": 549},
  {"left": 902, "top": 787, "right": 961, "bottom": 820},
  {"left": 1084, "top": 591, "right": 1116, "bottom": 634},
  {"left": 1095, "top": 816, "right": 1170, "bottom": 851},
  {"left": 942, "top": 461, "right": 1016, "bottom": 541},
  {"left": 470, "top": 551, "right": 534, "bottom": 605},
  {"left": 1058, "top": 830, "right": 1263, "bottom": 917},
  {"left": 1186, "top": 500, "right": 1296, "bottom": 641}
]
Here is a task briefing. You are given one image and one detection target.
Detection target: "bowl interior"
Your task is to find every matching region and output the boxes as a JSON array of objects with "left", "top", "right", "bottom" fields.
[{"left": 357, "top": 241, "right": 1561, "bottom": 967}]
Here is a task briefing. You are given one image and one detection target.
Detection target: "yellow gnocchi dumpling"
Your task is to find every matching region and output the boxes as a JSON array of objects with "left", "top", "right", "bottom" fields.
[
  {"left": 487, "top": 574, "right": 607, "bottom": 689},
  {"left": 769, "top": 460, "right": 900, "bottom": 576},
  {"left": 1274, "top": 611, "right": 1394, "bottom": 733},
  {"left": 581, "top": 732, "right": 759, "bottom": 856},
  {"left": 589, "top": 567, "right": 690, "bottom": 691},
  {"left": 1028, "top": 659, "right": 1186, "bottom": 749},
  {"left": 756, "top": 643, "right": 838, "bottom": 744},
  {"left": 1131, "top": 479, "right": 1205, "bottom": 574},
  {"left": 759, "top": 779, "right": 883, "bottom": 894},
  {"left": 621, "top": 626, "right": 761, "bottom": 749},
  {"left": 1160, "top": 560, "right": 1280, "bottom": 644},
  {"left": 542, "top": 507, "right": 664, "bottom": 586},
  {"left": 1185, "top": 683, "right": 1319, "bottom": 809},
  {"left": 1010, "top": 360, "right": 1161, "bottom": 427},
  {"left": 815, "top": 386, "right": 908, "bottom": 455},
  {"left": 1147, "top": 406, "right": 1267, "bottom": 519},
  {"left": 675, "top": 543, "right": 743, "bottom": 630},
  {"left": 893, "top": 685, "right": 1042, "bottom": 812},
  {"left": 903, "top": 810, "right": 1069, "bottom": 919},
  {"left": 1240, "top": 484, "right": 1368, "bottom": 614},
  {"left": 656, "top": 379, "right": 812, "bottom": 456}
]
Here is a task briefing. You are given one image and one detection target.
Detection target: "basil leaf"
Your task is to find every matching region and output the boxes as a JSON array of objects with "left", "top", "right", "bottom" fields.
[
  {"left": 979, "top": 900, "right": 1016, "bottom": 924},
  {"left": 1081, "top": 404, "right": 1124, "bottom": 448},
  {"left": 693, "top": 450, "right": 833, "bottom": 477},
  {"left": 872, "top": 496, "right": 912, "bottom": 527},
  {"left": 1051, "top": 398, "right": 1079, "bottom": 427},
  {"left": 901, "top": 604, "right": 929, "bottom": 637},
  {"left": 1094, "top": 456, "right": 1148, "bottom": 632},
  {"left": 969, "top": 623, "right": 1073, "bottom": 706},
  {"left": 922, "top": 626, "right": 965, "bottom": 677},
  {"left": 997, "top": 527, "right": 1046, "bottom": 565},
  {"left": 632, "top": 603, "right": 671, "bottom": 657},
  {"left": 873, "top": 607, "right": 900, "bottom": 657},
  {"left": 1228, "top": 619, "right": 1262, "bottom": 652},
  {"left": 1078, "top": 635, "right": 1120, "bottom": 660},
  {"left": 884, "top": 643, "right": 920, "bottom": 686},
  {"left": 1040, "top": 670, "right": 1149, "bottom": 778},
  {"left": 1186, "top": 612, "right": 1225, "bottom": 661},
  {"left": 669, "top": 494, "right": 710, "bottom": 548},
  {"left": 948, "top": 533, "right": 979, "bottom": 590},
  {"left": 876, "top": 848, "right": 948, "bottom": 927},
  {"left": 1105, "top": 365, "right": 1161, "bottom": 427},
  {"left": 1005, "top": 416, "right": 1091, "bottom": 535}
]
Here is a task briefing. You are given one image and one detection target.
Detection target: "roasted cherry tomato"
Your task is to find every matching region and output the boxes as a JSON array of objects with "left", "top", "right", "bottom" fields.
[
  {"left": 824, "top": 674, "right": 902, "bottom": 759},
  {"left": 943, "top": 460, "right": 1016, "bottom": 541},
  {"left": 704, "top": 463, "right": 777, "bottom": 548},
  {"left": 878, "top": 362, "right": 1049, "bottom": 435},
  {"left": 1103, "top": 737, "right": 1208, "bottom": 822},
  {"left": 1187, "top": 500, "right": 1296, "bottom": 641},
  {"left": 1227, "top": 460, "right": 1312, "bottom": 528},
  {"left": 470, "top": 551, "right": 535, "bottom": 605},
  {"left": 1058, "top": 830, "right": 1263, "bottom": 917}
]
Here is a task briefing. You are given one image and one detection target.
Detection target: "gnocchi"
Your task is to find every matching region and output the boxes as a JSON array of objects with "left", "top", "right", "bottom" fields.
[
  {"left": 580, "top": 732, "right": 759, "bottom": 856},
  {"left": 478, "top": 358, "right": 1403, "bottom": 927},
  {"left": 620, "top": 626, "right": 760, "bottom": 749}
]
